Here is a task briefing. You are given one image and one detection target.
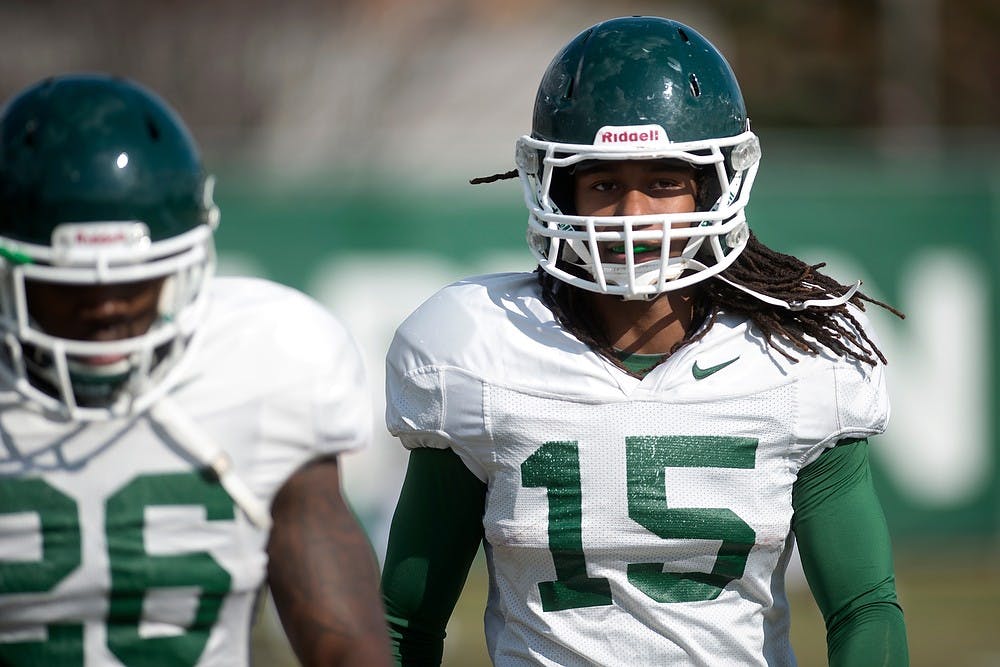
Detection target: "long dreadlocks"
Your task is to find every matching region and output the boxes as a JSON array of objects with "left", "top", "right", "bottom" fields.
[
  {"left": 697, "top": 233, "right": 903, "bottom": 364},
  {"left": 471, "top": 169, "right": 904, "bottom": 368},
  {"left": 536, "top": 231, "right": 903, "bottom": 368}
]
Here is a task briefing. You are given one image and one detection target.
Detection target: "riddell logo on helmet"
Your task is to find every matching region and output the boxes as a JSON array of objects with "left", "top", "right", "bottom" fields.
[
  {"left": 52, "top": 222, "right": 151, "bottom": 250},
  {"left": 75, "top": 230, "right": 129, "bottom": 244},
  {"left": 594, "top": 124, "right": 670, "bottom": 147}
]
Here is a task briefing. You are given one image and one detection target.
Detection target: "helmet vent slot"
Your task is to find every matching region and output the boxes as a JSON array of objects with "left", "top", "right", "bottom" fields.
[
  {"left": 23, "top": 120, "right": 38, "bottom": 148},
  {"left": 565, "top": 27, "right": 594, "bottom": 101},
  {"left": 688, "top": 73, "right": 701, "bottom": 98},
  {"left": 677, "top": 28, "right": 691, "bottom": 44},
  {"left": 145, "top": 116, "right": 161, "bottom": 142}
]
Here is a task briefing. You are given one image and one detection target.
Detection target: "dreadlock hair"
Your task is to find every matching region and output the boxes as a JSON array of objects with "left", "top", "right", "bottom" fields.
[
  {"left": 688, "top": 232, "right": 902, "bottom": 364},
  {"left": 469, "top": 165, "right": 904, "bottom": 367},
  {"left": 536, "top": 232, "right": 903, "bottom": 369}
]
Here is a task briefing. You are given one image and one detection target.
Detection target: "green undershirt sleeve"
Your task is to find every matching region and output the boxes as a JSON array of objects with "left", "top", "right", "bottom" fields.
[
  {"left": 381, "top": 447, "right": 487, "bottom": 666},
  {"left": 792, "top": 438, "right": 909, "bottom": 666}
]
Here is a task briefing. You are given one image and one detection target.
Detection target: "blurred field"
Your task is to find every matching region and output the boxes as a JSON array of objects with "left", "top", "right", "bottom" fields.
[
  {"left": 252, "top": 547, "right": 1000, "bottom": 666},
  {"left": 787, "top": 551, "right": 1000, "bottom": 667}
]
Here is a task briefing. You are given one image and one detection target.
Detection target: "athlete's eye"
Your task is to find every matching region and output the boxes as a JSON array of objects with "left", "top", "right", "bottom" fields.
[
  {"left": 649, "top": 178, "right": 685, "bottom": 191},
  {"left": 591, "top": 180, "right": 619, "bottom": 193}
]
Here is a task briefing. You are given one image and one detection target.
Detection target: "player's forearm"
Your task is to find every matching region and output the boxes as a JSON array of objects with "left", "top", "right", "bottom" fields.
[
  {"left": 267, "top": 457, "right": 392, "bottom": 667},
  {"left": 381, "top": 447, "right": 487, "bottom": 665},
  {"left": 827, "top": 598, "right": 908, "bottom": 667},
  {"left": 271, "top": 529, "right": 390, "bottom": 667},
  {"left": 792, "top": 440, "right": 909, "bottom": 666},
  {"left": 384, "top": 610, "right": 447, "bottom": 666}
]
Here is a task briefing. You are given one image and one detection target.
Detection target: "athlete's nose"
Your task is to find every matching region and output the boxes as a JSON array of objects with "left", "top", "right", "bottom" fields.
[{"left": 614, "top": 188, "right": 655, "bottom": 218}]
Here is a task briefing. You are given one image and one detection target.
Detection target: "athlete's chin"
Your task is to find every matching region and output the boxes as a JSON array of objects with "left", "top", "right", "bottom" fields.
[
  {"left": 602, "top": 253, "right": 663, "bottom": 264},
  {"left": 74, "top": 354, "right": 128, "bottom": 366},
  {"left": 601, "top": 248, "right": 688, "bottom": 265},
  {"left": 68, "top": 355, "right": 132, "bottom": 377}
]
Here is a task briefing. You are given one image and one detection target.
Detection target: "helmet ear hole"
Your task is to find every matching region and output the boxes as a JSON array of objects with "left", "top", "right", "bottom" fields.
[
  {"left": 695, "top": 168, "right": 722, "bottom": 211},
  {"left": 549, "top": 166, "right": 575, "bottom": 215}
]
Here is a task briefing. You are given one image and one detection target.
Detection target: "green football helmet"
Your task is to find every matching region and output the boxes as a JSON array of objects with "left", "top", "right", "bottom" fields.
[
  {"left": 517, "top": 16, "right": 761, "bottom": 299},
  {"left": 0, "top": 74, "right": 218, "bottom": 420}
]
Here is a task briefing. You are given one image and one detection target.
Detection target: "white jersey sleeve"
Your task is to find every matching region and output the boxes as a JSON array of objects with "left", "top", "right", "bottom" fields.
[
  {"left": 769, "top": 304, "right": 890, "bottom": 466},
  {"left": 385, "top": 275, "right": 505, "bottom": 481},
  {"left": 191, "top": 277, "right": 371, "bottom": 499},
  {"left": 385, "top": 272, "right": 892, "bottom": 667}
]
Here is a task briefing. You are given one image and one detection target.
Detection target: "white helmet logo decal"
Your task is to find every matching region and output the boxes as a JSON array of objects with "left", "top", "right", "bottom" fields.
[
  {"left": 593, "top": 124, "right": 670, "bottom": 147},
  {"left": 52, "top": 222, "right": 151, "bottom": 250}
]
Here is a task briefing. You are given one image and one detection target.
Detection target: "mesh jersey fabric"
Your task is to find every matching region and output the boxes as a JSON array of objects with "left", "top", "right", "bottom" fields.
[
  {"left": 383, "top": 441, "right": 907, "bottom": 666},
  {"left": 0, "top": 276, "right": 371, "bottom": 666},
  {"left": 385, "top": 272, "right": 891, "bottom": 666}
]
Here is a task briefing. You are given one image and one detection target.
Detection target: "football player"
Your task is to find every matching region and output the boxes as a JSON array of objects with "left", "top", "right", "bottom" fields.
[
  {"left": 0, "top": 74, "right": 392, "bottom": 666},
  {"left": 381, "top": 16, "right": 909, "bottom": 666}
]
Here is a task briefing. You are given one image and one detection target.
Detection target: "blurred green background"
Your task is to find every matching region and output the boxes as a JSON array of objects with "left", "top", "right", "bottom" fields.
[
  {"left": 3, "top": 0, "right": 997, "bottom": 664},
  {"left": 241, "top": 137, "right": 1000, "bottom": 666}
]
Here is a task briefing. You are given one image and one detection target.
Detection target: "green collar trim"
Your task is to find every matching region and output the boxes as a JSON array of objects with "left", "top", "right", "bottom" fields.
[{"left": 613, "top": 349, "right": 668, "bottom": 375}]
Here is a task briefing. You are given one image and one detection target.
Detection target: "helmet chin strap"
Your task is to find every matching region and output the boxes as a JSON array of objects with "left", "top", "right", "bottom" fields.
[
  {"left": 710, "top": 274, "right": 863, "bottom": 311},
  {"left": 560, "top": 237, "right": 861, "bottom": 310},
  {"left": 150, "top": 397, "right": 272, "bottom": 530}
]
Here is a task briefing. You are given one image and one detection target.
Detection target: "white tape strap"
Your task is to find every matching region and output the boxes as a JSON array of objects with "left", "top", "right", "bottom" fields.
[
  {"left": 714, "top": 276, "right": 861, "bottom": 311},
  {"left": 149, "top": 398, "right": 272, "bottom": 530}
]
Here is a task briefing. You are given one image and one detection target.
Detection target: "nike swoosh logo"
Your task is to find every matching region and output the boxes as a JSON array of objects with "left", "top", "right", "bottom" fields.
[{"left": 692, "top": 356, "right": 740, "bottom": 380}]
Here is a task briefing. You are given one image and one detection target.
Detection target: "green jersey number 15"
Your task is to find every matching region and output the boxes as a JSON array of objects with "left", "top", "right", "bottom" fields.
[{"left": 521, "top": 435, "right": 758, "bottom": 612}]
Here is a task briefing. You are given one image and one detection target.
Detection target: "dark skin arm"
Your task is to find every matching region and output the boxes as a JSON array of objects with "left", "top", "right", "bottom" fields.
[{"left": 267, "top": 456, "right": 392, "bottom": 667}]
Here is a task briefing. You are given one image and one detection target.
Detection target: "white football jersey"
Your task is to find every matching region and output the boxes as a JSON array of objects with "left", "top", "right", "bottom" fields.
[
  {"left": 0, "top": 276, "right": 370, "bottom": 666},
  {"left": 386, "top": 272, "right": 889, "bottom": 667}
]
